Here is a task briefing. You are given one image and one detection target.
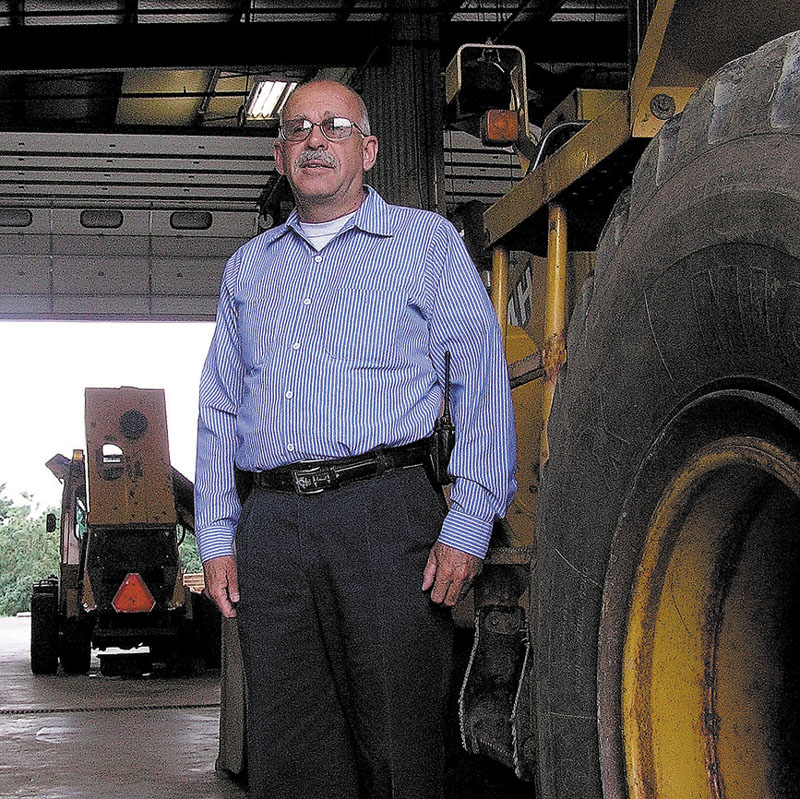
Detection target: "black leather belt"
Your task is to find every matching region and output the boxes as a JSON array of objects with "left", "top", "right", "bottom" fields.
[{"left": 247, "top": 439, "right": 429, "bottom": 496}]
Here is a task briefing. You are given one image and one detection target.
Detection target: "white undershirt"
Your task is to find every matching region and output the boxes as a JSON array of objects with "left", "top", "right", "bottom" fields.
[{"left": 295, "top": 210, "right": 357, "bottom": 251}]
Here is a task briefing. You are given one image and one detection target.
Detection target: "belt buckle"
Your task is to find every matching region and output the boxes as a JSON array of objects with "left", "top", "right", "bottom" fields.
[{"left": 293, "top": 464, "right": 338, "bottom": 495}]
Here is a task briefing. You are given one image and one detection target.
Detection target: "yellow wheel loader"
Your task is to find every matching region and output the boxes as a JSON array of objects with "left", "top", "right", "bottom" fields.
[
  {"left": 452, "top": 2, "right": 800, "bottom": 797},
  {"left": 31, "top": 387, "right": 219, "bottom": 677}
]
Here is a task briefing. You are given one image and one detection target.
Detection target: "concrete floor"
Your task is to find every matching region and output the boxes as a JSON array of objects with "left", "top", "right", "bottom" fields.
[
  {"left": 0, "top": 615, "right": 245, "bottom": 799},
  {"left": 0, "top": 616, "right": 528, "bottom": 799}
]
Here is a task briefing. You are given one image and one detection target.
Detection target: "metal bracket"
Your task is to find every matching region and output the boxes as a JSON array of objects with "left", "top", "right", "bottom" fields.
[
  {"left": 459, "top": 604, "right": 528, "bottom": 771},
  {"left": 508, "top": 351, "right": 545, "bottom": 389}
]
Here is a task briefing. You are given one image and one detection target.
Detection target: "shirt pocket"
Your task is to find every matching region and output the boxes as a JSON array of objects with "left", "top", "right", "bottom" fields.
[
  {"left": 237, "top": 300, "right": 274, "bottom": 371},
  {"left": 323, "top": 288, "right": 406, "bottom": 365}
]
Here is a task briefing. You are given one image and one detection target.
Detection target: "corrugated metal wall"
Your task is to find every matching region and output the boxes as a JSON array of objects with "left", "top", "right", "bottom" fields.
[
  {"left": 0, "top": 131, "right": 266, "bottom": 320},
  {"left": 0, "top": 206, "right": 257, "bottom": 319}
]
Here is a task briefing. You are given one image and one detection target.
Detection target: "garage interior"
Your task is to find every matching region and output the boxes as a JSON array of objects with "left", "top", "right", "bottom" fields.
[
  {"left": 0, "top": 2, "right": 627, "bottom": 797},
  {"left": 0, "top": 0, "right": 627, "bottom": 320}
]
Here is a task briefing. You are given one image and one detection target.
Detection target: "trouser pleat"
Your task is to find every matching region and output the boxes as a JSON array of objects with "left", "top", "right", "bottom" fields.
[{"left": 236, "top": 466, "right": 452, "bottom": 799}]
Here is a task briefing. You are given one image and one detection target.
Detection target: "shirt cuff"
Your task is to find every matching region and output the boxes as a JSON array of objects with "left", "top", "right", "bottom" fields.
[
  {"left": 196, "top": 526, "right": 236, "bottom": 564},
  {"left": 437, "top": 507, "right": 494, "bottom": 559}
]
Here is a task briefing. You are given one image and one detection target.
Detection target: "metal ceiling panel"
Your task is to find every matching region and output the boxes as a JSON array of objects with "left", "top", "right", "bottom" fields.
[
  {"left": 0, "top": 130, "right": 274, "bottom": 209},
  {"left": 0, "top": 73, "right": 123, "bottom": 129},
  {"left": 0, "top": 152, "right": 264, "bottom": 177},
  {"left": 23, "top": 0, "right": 126, "bottom": 25},
  {"left": 249, "top": 0, "right": 349, "bottom": 22},
  {"left": 0, "top": 127, "right": 530, "bottom": 214},
  {"left": 0, "top": 204, "right": 260, "bottom": 320},
  {"left": 137, "top": 0, "right": 240, "bottom": 23},
  {"left": 0, "top": 0, "right": 631, "bottom": 322}
]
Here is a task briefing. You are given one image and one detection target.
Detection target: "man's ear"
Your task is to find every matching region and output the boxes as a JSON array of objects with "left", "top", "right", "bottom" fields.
[
  {"left": 362, "top": 136, "right": 378, "bottom": 173},
  {"left": 273, "top": 139, "right": 286, "bottom": 176}
]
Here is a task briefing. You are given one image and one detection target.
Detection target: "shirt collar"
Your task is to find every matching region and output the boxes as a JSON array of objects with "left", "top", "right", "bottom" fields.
[{"left": 280, "top": 185, "right": 393, "bottom": 241}]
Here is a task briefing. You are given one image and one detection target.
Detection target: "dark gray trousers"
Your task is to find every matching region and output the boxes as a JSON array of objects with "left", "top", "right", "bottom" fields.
[{"left": 235, "top": 465, "right": 453, "bottom": 799}]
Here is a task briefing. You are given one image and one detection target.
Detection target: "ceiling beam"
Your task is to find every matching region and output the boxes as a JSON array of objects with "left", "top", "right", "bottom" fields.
[
  {"left": 0, "top": 22, "right": 391, "bottom": 72},
  {"left": 0, "top": 19, "right": 627, "bottom": 74},
  {"left": 335, "top": 0, "right": 359, "bottom": 24},
  {"left": 122, "top": 0, "right": 138, "bottom": 25},
  {"left": 441, "top": 20, "right": 627, "bottom": 64},
  {"left": 8, "top": 0, "right": 24, "bottom": 25}
]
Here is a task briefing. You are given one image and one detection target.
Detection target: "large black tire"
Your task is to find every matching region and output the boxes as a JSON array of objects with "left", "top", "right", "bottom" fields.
[
  {"left": 30, "top": 591, "right": 59, "bottom": 675},
  {"left": 534, "top": 31, "right": 800, "bottom": 799}
]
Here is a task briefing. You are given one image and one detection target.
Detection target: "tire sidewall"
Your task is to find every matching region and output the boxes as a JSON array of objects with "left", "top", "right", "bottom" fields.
[{"left": 533, "top": 132, "right": 800, "bottom": 798}]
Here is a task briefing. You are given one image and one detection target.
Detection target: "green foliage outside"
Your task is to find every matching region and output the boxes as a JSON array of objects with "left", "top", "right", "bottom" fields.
[
  {"left": 0, "top": 486, "right": 204, "bottom": 617},
  {"left": 0, "top": 486, "right": 59, "bottom": 617},
  {"left": 178, "top": 527, "right": 203, "bottom": 573}
]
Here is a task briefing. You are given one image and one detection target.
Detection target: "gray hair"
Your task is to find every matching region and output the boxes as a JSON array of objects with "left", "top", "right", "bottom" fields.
[{"left": 354, "top": 91, "right": 371, "bottom": 136}]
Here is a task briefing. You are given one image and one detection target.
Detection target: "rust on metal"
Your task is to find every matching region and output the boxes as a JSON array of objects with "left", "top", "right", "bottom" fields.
[
  {"left": 85, "top": 387, "right": 177, "bottom": 529},
  {"left": 542, "top": 331, "right": 566, "bottom": 383},
  {"left": 540, "top": 202, "right": 568, "bottom": 466}
]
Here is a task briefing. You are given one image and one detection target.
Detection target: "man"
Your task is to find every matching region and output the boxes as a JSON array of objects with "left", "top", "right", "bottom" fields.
[{"left": 195, "top": 80, "right": 515, "bottom": 799}]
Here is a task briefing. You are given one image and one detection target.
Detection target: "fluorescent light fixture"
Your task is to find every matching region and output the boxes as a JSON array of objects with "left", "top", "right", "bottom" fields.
[{"left": 246, "top": 80, "right": 298, "bottom": 120}]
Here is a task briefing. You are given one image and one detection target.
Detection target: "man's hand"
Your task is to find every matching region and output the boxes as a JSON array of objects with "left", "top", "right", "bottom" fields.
[
  {"left": 422, "top": 542, "right": 483, "bottom": 607},
  {"left": 203, "top": 555, "right": 239, "bottom": 618}
]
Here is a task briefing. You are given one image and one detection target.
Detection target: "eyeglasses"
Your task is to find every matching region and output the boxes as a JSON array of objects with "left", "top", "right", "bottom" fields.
[{"left": 279, "top": 116, "right": 367, "bottom": 143}]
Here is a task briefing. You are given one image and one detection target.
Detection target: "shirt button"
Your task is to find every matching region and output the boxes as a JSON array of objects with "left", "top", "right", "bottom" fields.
[
  {"left": 285, "top": 390, "right": 294, "bottom": 399},
  {"left": 314, "top": 255, "right": 322, "bottom": 263},
  {"left": 292, "top": 342, "right": 301, "bottom": 350},
  {"left": 303, "top": 298, "right": 312, "bottom": 306},
  {"left": 286, "top": 443, "right": 295, "bottom": 452}
]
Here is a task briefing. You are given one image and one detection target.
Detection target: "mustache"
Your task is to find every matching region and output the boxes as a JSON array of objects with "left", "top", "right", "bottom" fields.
[{"left": 296, "top": 148, "right": 338, "bottom": 169}]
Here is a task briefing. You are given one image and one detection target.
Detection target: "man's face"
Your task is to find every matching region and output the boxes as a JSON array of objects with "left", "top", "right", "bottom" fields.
[{"left": 273, "top": 82, "right": 378, "bottom": 217}]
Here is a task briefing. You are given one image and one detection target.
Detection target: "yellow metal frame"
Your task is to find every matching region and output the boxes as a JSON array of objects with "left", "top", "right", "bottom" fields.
[
  {"left": 484, "top": 0, "right": 800, "bottom": 247},
  {"left": 487, "top": 0, "right": 800, "bottom": 541},
  {"left": 477, "top": 0, "right": 800, "bottom": 787},
  {"left": 484, "top": 92, "right": 629, "bottom": 247},
  {"left": 540, "top": 203, "right": 567, "bottom": 467},
  {"left": 491, "top": 245, "right": 509, "bottom": 344},
  {"left": 631, "top": 0, "right": 800, "bottom": 136}
]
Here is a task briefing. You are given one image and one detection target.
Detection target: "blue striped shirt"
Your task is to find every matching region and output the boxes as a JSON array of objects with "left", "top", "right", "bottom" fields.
[{"left": 194, "top": 187, "right": 516, "bottom": 562}]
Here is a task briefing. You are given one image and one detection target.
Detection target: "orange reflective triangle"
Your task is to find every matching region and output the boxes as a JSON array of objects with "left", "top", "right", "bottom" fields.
[{"left": 111, "top": 573, "right": 156, "bottom": 613}]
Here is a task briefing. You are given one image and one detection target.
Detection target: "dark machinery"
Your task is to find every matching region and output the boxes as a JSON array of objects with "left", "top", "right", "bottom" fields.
[{"left": 30, "top": 386, "right": 219, "bottom": 677}]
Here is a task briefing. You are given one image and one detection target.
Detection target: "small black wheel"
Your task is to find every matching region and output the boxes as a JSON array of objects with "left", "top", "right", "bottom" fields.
[
  {"left": 30, "top": 591, "right": 59, "bottom": 675},
  {"left": 60, "top": 619, "right": 93, "bottom": 674},
  {"left": 150, "top": 640, "right": 192, "bottom": 677}
]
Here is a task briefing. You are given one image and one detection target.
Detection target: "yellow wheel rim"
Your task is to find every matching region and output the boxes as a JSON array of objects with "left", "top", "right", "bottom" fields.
[{"left": 623, "top": 435, "right": 800, "bottom": 799}]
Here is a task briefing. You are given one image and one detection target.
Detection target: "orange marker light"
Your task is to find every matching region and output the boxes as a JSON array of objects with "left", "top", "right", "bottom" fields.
[
  {"left": 112, "top": 573, "right": 156, "bottom": 613},
  {"left": 480, "top": 109, "right": 519, "bottom": 146}
]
